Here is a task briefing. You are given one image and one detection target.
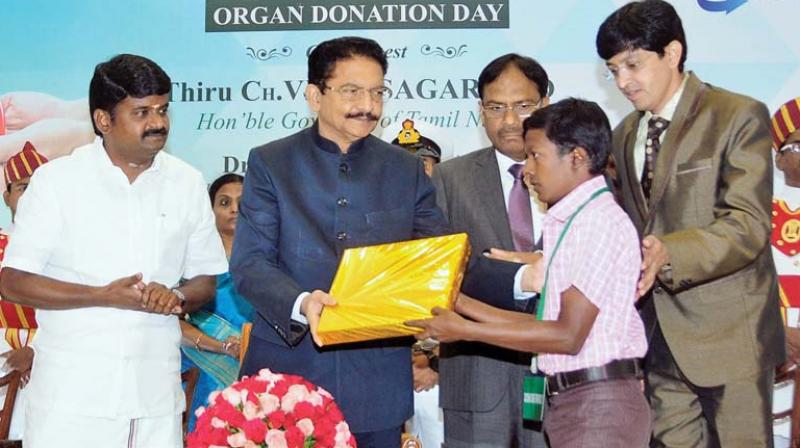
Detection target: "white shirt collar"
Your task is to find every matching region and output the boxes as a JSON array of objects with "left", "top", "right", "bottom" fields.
[{"left": 494, "top": 147, "right": 522, "bottom": 174}]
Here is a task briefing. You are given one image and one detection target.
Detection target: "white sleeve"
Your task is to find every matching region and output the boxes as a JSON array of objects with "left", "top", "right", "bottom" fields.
[
  {"left": 182, "top": 173, "right": 228, "bottom": 279},
  {"left": 291, "top": 292, "right": 309, "bottom": 324},
  {"left": 2, "top": 168, "right": 61, "bottom": 274}
]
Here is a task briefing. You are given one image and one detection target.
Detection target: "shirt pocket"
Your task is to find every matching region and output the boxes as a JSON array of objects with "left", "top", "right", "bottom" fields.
[
  {"left": 676, "top": 158, "right": 713, "bottom": 176},
  {"left": 153, "top": 209, "right": 188, "bottom": 280}
]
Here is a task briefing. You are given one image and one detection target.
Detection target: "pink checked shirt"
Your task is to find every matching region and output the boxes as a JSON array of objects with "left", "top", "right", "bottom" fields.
[{"left": 538, "top": 176, "right": 647, "bottom": 375}]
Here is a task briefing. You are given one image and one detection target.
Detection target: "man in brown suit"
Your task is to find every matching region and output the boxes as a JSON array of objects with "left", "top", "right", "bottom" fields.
[{"left": 596, "top": 1, "right": 784, "bottom": 446}]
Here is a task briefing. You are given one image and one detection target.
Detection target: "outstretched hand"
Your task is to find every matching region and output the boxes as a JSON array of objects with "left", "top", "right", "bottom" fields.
[
  {"left": 406, "top": 307, "right": 469, "bottom": 343},
  {"left": 639, "top": 235, "right": 669, "bottom": 298}
]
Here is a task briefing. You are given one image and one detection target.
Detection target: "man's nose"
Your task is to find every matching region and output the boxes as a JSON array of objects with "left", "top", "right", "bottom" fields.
[{"left": 502, "top": 108, "right": 521, "bottom": 126}]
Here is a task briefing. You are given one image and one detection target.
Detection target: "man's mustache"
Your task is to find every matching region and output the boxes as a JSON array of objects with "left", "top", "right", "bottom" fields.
[
  {"left": 142, "top": 128, "right": 168, "bottom": 138},
  {"left": 345, "top": 112, "right": 379, "bottom": 121},
  {"left": 499, "top": 126, "right": 522, "bottom": 136}
]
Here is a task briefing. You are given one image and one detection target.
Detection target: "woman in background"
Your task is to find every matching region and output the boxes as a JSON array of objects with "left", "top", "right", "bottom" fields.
[{"left": 181, "top": 173, "right": 254, "bottom": 432}]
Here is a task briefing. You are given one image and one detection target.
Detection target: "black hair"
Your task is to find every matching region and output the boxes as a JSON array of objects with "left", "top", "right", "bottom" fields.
[
  {"left": 523, "top": 98, "right": 611, "bottom": 175},
  {"left": 478, "top": 53, "right": 549, "bottom": 100},
  {"left": 88, "top": 54, "right": 172, "bottom": 136},
  {"left": 209, "top": 173, "right": 244, "bottom": 204},
  {"left": 307, "top": 36, "right": 387, "bottom": 88},
  {"left": 596, "top": 0, "right": 687, "bottom": 72}
]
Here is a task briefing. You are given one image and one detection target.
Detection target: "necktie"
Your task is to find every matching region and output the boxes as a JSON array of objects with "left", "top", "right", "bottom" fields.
[
  {"left": 508, "top": 163, "right": 534, "bottom": 252},
  {"left": 641, "top": 117, "right": 670, "bottom": 201}
]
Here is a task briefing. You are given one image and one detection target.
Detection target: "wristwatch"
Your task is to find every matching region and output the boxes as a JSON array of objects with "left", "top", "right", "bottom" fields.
[
  {"left": 424, "top": 350, "right": 439, "bottom": 373},
  {"left": 171, "top": 288, "right": 187, "bottom": 308}
]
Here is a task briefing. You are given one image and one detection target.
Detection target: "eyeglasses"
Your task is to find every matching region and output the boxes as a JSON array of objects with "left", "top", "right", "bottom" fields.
[
  {"left": 779, "top": 142, "right": 800, "bottom": 154},
  {"left": 604, "top": 50, "right": 653, "bottom": 81},
  {"left": 322, "top": 84, "right": 391, "bottom": 102},
  {"left": 482, "top": 101, "right": 542, "bottom": 118}
]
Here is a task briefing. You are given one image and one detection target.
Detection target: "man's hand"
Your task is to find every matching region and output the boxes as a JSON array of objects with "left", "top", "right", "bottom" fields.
[
  {"left": 485, "top": 248, "right": 542, "bottom": 265},
  {"left": 486, "top": 250, "right": 545, "bottom": 293},
  {"left": 411, "top": 354, "right": 439, "bottom": 392},
  {"left": 453, "top": 293, "right": 478, "bottom": 315},
  {"left": 301, "top": 290, "right": 337, "bottom": 346},
  {"left": 1, "top": 347, "right": 33, "bottom": 373},
  {"left": 140, "top": 282, "right": 182, "bottom": 315},
  {"left": 639, "top": 235, "right": 670, "bottom": 297},
  {"left": 406, "top": 307, "right": 469, "bottom": 343},
  {"left": 1, "top": 347, "right": 34, "bottom": 387},
  {"left": 97, "top": 273, "right": 146, "bottom": 310},
  {"left": 521, "top": 260, "right": 545, "bottom": 293}
]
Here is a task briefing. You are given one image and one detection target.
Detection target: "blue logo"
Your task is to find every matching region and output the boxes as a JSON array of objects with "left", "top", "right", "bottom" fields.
[{"left": 697, "top": 0, "right": 748, "bottom": 14}]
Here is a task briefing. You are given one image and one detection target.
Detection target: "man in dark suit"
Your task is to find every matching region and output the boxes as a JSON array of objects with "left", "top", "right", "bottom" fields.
[
  {"left": 432, "top": 54, "right": 549, "bottom": 448},
  {"left": 596, "top": 1, "right": 785, "bottom": 446},
  {"left": 230, "top": 37, "right": 449, "bottom": 447}
]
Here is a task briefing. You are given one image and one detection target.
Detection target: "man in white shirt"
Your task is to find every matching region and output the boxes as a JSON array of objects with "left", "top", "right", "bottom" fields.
[
  {"left": 0, "top": 54, "right": 227, "bottom": 448},
  {"left": 431, "top": 53, "right": 549, "bottom": 448}
]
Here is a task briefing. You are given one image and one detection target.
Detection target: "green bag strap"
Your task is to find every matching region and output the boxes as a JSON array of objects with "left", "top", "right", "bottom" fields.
[{"left": 536, "top": 187, "right": 610, "bottom": 321}]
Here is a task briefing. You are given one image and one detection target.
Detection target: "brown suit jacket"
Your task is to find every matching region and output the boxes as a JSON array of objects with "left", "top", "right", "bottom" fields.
[{"left": 612, "top": 72, "right": 785, "bottom": 387}]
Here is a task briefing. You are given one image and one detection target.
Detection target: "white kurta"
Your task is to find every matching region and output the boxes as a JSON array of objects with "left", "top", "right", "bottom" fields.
[{"left": 2, "top": 138, "right": 227, "bottom": 420}]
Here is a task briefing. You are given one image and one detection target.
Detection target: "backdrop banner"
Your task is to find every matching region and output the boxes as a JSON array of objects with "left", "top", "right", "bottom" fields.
[{"left": 2, "top": 0, "right": 798, "bottom": 229}]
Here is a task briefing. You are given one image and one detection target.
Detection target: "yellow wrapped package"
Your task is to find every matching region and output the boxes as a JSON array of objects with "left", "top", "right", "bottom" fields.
[{"left": 317, "top": 233, "right": 471, "bottom": 346}]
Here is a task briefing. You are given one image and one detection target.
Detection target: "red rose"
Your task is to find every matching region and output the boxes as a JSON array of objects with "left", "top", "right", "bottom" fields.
[
  {"left": 284, "top": 426, "right": 306, "bottom": 448},
  {"left": 282, "top": 411, "right": 297, "bottom": 428},
  {"left": 314, "top": 417, "right": 336, "bottom": 444},
  {"left": 249, "top": 378, "right": 268, "bottom": 394},
  {"left": 271, "top": 379, "right": 290, "bottom": 398},
  {"left": 208, "top": 427, "right": 230, "bottom": 446},
  {"left": 268, "top": 409, "right": 287, "bottom": 428},
  {"left": 215, "top": 399, "right": 247, "bottom": 427},
  {"left": 193, "top": 410, "right": 213, "bottom": 430},
  {"left": 241, "top": 418, "right": 268, "bottom": 443},
  {"left": 326, "top": 404, "right": 344, "bottom": 423},
  {"left": 185, "top": 432, "right": 203, "bottom": 448},
  {"left": 293, "top": 401, "right": 316, "bottom": 420}
]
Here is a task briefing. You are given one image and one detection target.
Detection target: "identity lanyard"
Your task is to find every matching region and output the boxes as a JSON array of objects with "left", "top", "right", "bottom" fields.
[
  {"left": 536, "top": 187, "right": 610, "bottom": 321},
  {"left": 523, "top": 187, "right": 609, "bottom": 420}
]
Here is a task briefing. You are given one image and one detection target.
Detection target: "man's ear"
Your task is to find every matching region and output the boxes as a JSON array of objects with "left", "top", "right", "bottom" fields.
[
  {"left": 665, "top": 40, "right": 683, "bottom": 69},
  {"left": 306, "top": 84, "right": 322, "bottom": 113},
  {"left": 93, "top": 109, "right": 112, "bottom": 135},
  {"left": 572, "top": 146, "right": 591, "bottom": 169}
]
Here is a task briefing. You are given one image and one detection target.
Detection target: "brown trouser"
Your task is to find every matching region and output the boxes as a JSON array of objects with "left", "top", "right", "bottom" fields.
[
  {"left": 646, "top": 323, "right": 774, "bottom": 448},
  {"left": 544, "top": 378, "right": 651, "bottom": 447}
]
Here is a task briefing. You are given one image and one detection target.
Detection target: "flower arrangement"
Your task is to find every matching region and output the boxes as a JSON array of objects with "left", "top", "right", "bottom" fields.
[{"left": 187, "top": 369, "right": 357, "bottom": 448}]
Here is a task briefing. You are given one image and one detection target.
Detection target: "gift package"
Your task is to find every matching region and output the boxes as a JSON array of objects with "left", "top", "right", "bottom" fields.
[{"left": 317, "top": 233, "right": 470, "bottom": 346}]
